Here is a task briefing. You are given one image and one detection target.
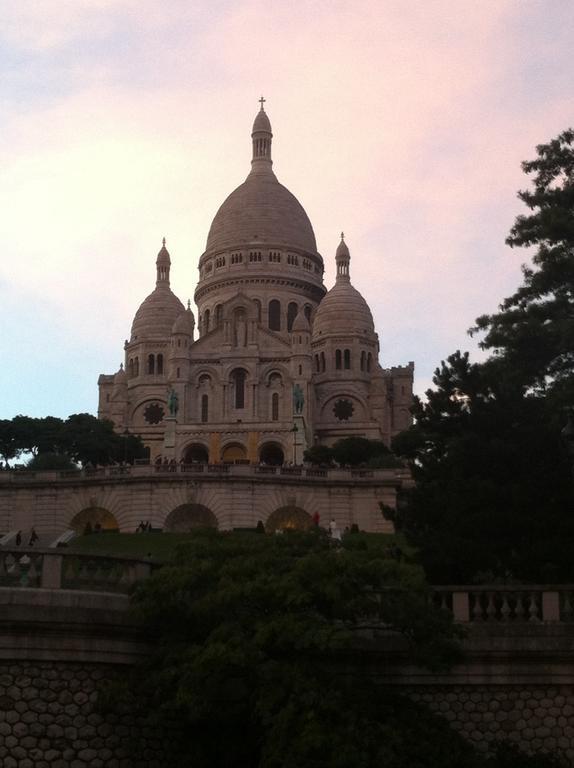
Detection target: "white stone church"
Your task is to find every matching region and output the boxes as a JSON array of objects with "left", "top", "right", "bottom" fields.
[{"left": 97, "top": 102, "right": 414, "bottom": 467}]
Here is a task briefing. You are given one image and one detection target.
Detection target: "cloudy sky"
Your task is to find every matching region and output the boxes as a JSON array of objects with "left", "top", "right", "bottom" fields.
[{"left": 1, "top": 0, "right": 572, "bottom": 419}]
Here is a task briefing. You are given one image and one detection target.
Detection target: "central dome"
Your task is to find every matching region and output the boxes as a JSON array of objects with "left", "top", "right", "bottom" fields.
[
  {"left": 205, "top": 171, "right": 318, "bottom": 255},
  {"left": 203, "top": 102, "right": 319, "bottom": 259}
]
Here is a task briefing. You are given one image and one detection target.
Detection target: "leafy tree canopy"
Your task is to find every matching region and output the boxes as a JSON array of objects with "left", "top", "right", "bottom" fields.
[
  {"left": 126, "top": 529, "right": 475, "bottom": 768},
  {"left": 0, "top": 413, "right": 146, "bottom": 467},
  {"left": 391, "top": 130, "right": 574, "bottom": 584},
  {"left": 304, "top": 436, "right": 401, "bottom": 468}
]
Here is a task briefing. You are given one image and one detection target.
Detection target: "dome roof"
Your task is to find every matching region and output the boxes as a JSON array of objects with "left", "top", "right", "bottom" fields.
[
  {"left": 205, "top": 171, "right": 318, "bottom": 255},
  {"left": 131, "top": 284, "right": 185, "bottom": 340},
  {"left": 172, "top": 306, "right": 195, "bottom": 335},
  {"left": 312, "top": 281, "right": 374, "bottom": 338}
]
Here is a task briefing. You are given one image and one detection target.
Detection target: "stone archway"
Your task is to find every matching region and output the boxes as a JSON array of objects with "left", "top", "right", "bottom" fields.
[
  {"left": 221, "top": 443, "right": 247, "bottom": 463},
  {"left": 70, "top": 507, "right": 119, "bottom": 535},
  {"left": 266, "top": 506, "right": 312, "bottom": 533},
  {"left": 164, "top": 504, "right": 218, "bottom": 532},
  {"left": 183, "top": 443, "right": 209, "bottom": 463},
  {"left": 259, "top": 442, "right": 284, "bottom": 466}
]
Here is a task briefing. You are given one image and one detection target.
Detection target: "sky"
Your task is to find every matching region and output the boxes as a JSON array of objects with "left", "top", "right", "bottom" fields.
[{"left": 1, "top": 0, "right": 573, "bottom": 419}]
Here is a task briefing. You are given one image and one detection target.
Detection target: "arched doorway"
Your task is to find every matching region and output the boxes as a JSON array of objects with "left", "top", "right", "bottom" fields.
[
  {"left": 183, "top": 444, "right": 209, "bottom": 463},
  {"left": 259, "top": 442, "right": 284, "bottom": 466},
  {"left": 221, "top": 443, "right": 247, "bottom": 463},
  {"left": 266, "top": 506, "right": 312, "bottom": 533},
  {"left": 164, "top": 504, "right": 218, "bottom": 532},
  {"left": 70, "top": 507, "right": 119, "bottom": 535}
]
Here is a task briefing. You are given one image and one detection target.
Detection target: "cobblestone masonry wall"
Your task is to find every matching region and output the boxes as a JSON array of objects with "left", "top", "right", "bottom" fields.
[
  {"left": 0, "top": 661, "right": 166, "bottom": 768},
  {"left": 408, "top": 685, "right": 574, "bottom": 761},
  {"left": 2, "top": 661, "right": 574, "bottom": 764}
]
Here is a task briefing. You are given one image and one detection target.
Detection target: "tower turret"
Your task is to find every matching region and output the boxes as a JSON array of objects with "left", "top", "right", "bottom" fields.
[
  {"left": 251, "top": 96, "right": 273, "bottom": 173},
  {"left": 156, "top": 237, "right": 171, "bottom": 284}
]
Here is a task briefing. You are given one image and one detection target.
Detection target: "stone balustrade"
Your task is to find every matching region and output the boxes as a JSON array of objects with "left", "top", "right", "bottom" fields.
[
  {"left": 0, "top": 463, "right": 408, "bottom": 484},
  {"left": 0, "top": 548, "right": 153, "bottom": 593},
  {"left": 433, "top": 585, "right": 574, "bottom": 623}
]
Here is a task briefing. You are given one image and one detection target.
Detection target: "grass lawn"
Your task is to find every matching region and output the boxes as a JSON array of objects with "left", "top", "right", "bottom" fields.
[{"left": 67, "top": 529, "right": 415, "bottom": 563}]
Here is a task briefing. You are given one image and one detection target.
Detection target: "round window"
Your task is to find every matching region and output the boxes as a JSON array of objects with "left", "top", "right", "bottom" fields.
[{"left": 333, "top": 399, "right": 354, "bottom": 421}]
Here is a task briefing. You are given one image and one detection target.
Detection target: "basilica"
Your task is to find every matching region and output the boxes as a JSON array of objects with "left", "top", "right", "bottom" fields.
[{"left": 97, "top": 102, "right": 414, "bottom": 466}]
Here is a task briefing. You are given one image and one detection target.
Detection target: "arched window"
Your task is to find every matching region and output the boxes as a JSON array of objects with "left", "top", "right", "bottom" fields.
[
  {"left": 148, "top": 354, "right": 155, "bottom": 375},
  {"left": 287, "top": 302, "right": 298, "bottom": 332},
  {"left": 129, "top": 359, "right": 134, "bottom": 377},
  {"left": 253, "top": 299, "right": 261, "bottom": 322},
  {"left": 321, "top": 352, "right": 326, "bottom": 372},
  {"left": 204, "top": 309, "right": 210, "bottom": 334},
  {"left": 335, "top": 349, "right": 342, "bottom": 370},
  {"left": 304, "top": 305, "right": 312, "bottom": 323},
  {"left": 298, "top": 364, "right": 302, "bottom": 375},
  {"left": 201, "top": 394, "right": 209, "bottom": 423},
  {"left": 344, "top": 349, "right": 351, "bottom": 369},
  {"left": 268, "top": 300, "right": 281, "bottom": 331},
  {"left": 232, "top": 369, "right": 246, "bottom": 409},
  {"left": 360, "top": 351, "right": 365, "bottom": 371},
  {"left": 176, "top": 367, "right": 180, "bottom": 378},
  {"left": 134, "top": 357, "right": 139, "bottom": 376},
  {"left": 157, "top": 354, "right": 164, "bottom": 375},
  {"left": 272, "top": 392, "right": 279, "bottom": 421},
  {"left": 315, "top": 354, "right": 320, "bottom": 372},
  {"left": 367, "top": 353, "right": 372, "bottom": 372},
  {"left": 215, "top": 304, "right": 223, "bottom": 327}
]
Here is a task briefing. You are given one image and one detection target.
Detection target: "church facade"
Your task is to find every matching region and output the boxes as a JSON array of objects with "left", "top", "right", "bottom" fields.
[{"left": 97, "top": 103, "right": 414, "bottom": 468}]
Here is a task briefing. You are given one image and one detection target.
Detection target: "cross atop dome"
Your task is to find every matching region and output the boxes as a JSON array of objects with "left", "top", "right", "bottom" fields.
[{"left": 259, "top": 95, "right": 266, "bottom": 109}]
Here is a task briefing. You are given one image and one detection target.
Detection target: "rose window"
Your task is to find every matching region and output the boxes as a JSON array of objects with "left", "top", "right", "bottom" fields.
[
  {"left": 333, "top": 399, "right": 354, "bottom": 421},
  {"left": 144, "top": 403, "right": 165, "bottom": 425}
]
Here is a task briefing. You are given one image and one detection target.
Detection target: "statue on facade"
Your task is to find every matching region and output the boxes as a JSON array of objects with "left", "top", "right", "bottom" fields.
[
  {"left": 167, "top": 388, "right": 179, "bottom": 417},
  {"left": 293, "top": 383, "right": 304, "bottom": 414}
]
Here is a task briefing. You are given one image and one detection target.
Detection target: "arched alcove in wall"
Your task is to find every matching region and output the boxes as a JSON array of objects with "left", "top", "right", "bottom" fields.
[
  {"left": 221, "top": 443, "right": 247, "bottom": 463},
  {"left": 265, "top": 506, "right": 312, "bottom": 532},
  {"left": 164, "top": 504, "right": 218, "bottom": 532},
  {"left": 183, "top": 444, "right": 209, "bottom": 463},
  {"left": 70, "top": 507, "right": 119, "bottom": 534},
  {"left": 259, "top": 442, "right": 284, "bottom": 466}
]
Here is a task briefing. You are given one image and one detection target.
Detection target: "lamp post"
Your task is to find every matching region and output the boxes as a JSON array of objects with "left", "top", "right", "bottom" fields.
[{"left": 291, "top": 422, "right": 298, "bottom": 465}]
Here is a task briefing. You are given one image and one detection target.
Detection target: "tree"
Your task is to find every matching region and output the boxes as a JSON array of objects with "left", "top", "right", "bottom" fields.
[
  {"left": 391, "top": 129, "right": 574, "bottom": 583},
  {"left": 125, "top": 529, "right": 476, "bottom": 768},
  {"left": 60, "top": 414, "right": 146, "bottom": 465},
  {"left": 391, "top": 352, "right": 574, "bottom": 583},
  {"left": 0, "top": 419, "right": 20, "bottom": 466},
  {"left": 472, "top": 128, "right": 574, "bottom": 407}
]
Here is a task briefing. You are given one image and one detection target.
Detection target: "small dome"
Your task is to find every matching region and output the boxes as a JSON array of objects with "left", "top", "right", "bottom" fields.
[
  {"left": 172, "top": 306, "right": 195, "bottom": 335},
  {"left": 131, "top": 285, "right": 185, "bottom": 340},
  {"left": 252, "top": 108, "right": 272, "bottom": 134},
  {"left": 312, "top": 281, "right": 375, "bottom": 339},
  {"left": 292, "top": 309, "right": 310, "bottom": 332}
]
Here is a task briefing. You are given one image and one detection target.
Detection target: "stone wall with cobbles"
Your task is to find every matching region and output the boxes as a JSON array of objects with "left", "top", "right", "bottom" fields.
[
  {"left": 408, "top": 685, "right": 574, "bottom": 761},
  {"left": 0, "top": 661, "right": 165, "bottom": 768}
]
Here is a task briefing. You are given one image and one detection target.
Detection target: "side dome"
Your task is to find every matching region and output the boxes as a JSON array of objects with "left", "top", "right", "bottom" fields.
[
  {"left": 312, "top": 281, "right": 375, "bottom": 338},
  {"left": 205, "top": 173, "right": 318, "bottom": 255},
  {"left": 130, "top": 239, "right": 185, "bottom": 340},
  {"left": 131, "top": 287, "right": 185, "bottom": 340},
  {"left": 312, "top": 234, "right": 375, "bottom": 338}
]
